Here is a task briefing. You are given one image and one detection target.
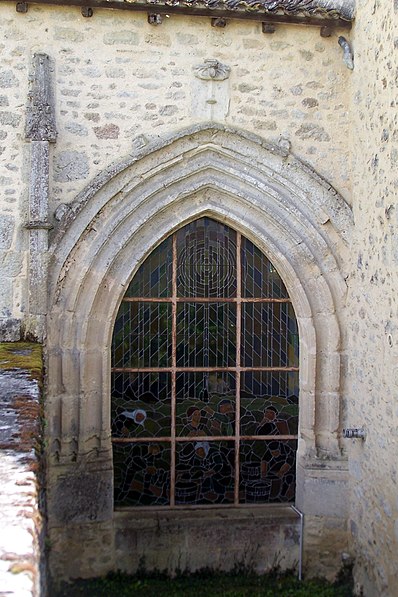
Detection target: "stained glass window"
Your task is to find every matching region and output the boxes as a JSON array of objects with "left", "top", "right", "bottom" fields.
[{"left": 111, "top": 218, "right": 299, "bottom": 507}]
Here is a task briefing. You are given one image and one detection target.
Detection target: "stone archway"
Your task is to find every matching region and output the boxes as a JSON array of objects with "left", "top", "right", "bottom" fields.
[{"left": 46, "top": 124, "right": 353, "bottom": 579}]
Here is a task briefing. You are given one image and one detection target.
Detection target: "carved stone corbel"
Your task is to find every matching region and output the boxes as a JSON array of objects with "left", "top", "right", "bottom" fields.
[{"left": 193, "top": 59, "right": 231, "bottom": 81}]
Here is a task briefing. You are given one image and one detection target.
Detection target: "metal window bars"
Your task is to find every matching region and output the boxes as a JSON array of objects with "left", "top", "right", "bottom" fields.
[{"left": 111, "top": 218, "right": 299, "bottom": 508}]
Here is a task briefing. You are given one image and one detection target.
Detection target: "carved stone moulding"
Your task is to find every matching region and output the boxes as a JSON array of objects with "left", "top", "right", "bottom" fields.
[
  {"left": 25, "top": 53, "right": 57, "bottom": 143},
  {"left": 193, "top": 59, "right": 231, "bottom": 81}
]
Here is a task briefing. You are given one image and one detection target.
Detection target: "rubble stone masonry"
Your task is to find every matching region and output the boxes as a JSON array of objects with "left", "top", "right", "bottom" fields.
[
  {"left": 348, "top": 1, "right": 398, "bottom": 595},
  {"left": 1, "top": 0, "right": 397, "bottom": 594},
  {"left": 0, "top": 1, "right": 351, "bottom": 331}
]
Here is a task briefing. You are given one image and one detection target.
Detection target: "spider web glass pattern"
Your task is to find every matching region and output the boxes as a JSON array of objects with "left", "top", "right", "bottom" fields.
[
  {"left": 241, "top": 303, "right": 299, "bottom": 368},
  {"left": 177, "top": 218, "right": 237, "bottom": 298},
  {"left": 114, "top": 442, "right": 171, "bottom": 506},
  {"left": 111, "top": 217, "right": 299, "bottom": 508},
  {"left": 112, "top": 302, "right": 172, "bottom": 368},
  {"left": 240, "top": 372, "right": 299, "bottom": 437}
]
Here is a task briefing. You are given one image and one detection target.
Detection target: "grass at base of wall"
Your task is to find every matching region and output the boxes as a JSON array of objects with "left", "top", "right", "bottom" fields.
[{"left": 55, "top": 570, "right": 353, "bottom": 597}]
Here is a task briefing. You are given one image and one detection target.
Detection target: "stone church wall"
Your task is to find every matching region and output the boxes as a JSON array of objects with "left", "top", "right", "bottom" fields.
[
  {"left": 4, "top": 1, "right": 398, "bottom": 593},
  {"left": 1, "top": 0, "right": 355, "bottom": 585},
  {"left": 0, "top": 1, "right": 352, "bottom": 337},
  {"left": 348, "top": 1, "right": 398, "bottom": 595}
]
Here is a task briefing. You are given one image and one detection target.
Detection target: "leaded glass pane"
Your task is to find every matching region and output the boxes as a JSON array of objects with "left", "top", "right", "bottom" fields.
[
  {"left": 176, "top": 303, "right": 236, "bottom": 368},
  {"left": 241, "top": 303, "right": 299, "bottom": 367},
  {"left": 177, "top": 218, "right": 237, "bottom": 298},
  {"left": 111, "top": 372, "right": 171, "bottom": 438},
  {"left": 112, "top": 302, "right": 172, "bottom": 368},
  {"left": 240, "top": 440, "right": 297, "bottom": 503},
  {"left": 240, "top": 372, "right": 299, "bottom": 436},
  {"left": 241, "top": 238, "right": 288, "bottom": 299},
  {"left": 125, "top": 237, "right": 172, "bottom": 298},
  {"left": 176, "top": 372, "right": 236, "bottom": 437},
  {"left": 175, "top": 441, "right": 235, "bottom": 505},
  {"left": 111, "top": 217, "right": 299, "bottom": 509},
  {"left": 114, "top": 442, "right": 171, "bottom": 507}
]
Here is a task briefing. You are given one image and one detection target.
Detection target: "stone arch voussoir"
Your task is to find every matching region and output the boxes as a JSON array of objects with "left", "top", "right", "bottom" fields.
[{"left": 47, "top": 124, "right": 353, "bottom": 467}]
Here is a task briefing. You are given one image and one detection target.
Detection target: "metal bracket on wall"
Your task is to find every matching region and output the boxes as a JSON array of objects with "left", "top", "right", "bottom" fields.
[{"left": 343, "top": 428, "right": 366, "bottom": 440}]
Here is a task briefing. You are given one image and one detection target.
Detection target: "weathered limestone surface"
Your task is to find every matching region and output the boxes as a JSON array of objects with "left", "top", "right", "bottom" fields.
[
  {"left": 0, "top": 1, "right": 352, "bottom": 335},
  {"left": 45, "top": 125, "right": 351, "bottom": 582},
  {"left": 0, "top": 1, "right": 355, "bottom": 581},
  {"left": 347, "top": 1, "right": 398, "bottom": 596},
  {"left": 0, "top": 343, "right": 43, "bottom": 597},
  {"left": 2, "top": 0, "right": 396, "bottom": 593},
  {"left": 49, "top": 507, "right": 300, "bottom": 581},
  {"left": 24, "top": 53, "right": 57, "bottom": 341},
  {"left": 114, "top": 507, "right": 300, "bottom": 577}
]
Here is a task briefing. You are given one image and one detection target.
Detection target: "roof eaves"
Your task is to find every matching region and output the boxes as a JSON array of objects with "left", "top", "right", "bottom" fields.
[{"left": 120, "top": 0, "right": 355, "bottom": 20}]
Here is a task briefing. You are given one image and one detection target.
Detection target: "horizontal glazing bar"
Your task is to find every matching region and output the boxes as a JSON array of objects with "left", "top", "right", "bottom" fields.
[
  {"left": 112, "top": 434, "right": 298, "bottom": 443},
  {"left": 122, "top": 297, "right": 292, "bottom": 303},
  {"left": 112, "top": 366, "right": 299, "bottom": 373}
]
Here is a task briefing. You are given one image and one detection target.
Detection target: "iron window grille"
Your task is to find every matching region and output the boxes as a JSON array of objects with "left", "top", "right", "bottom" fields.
[{"left": 111, "top": 218, "right": 299, "bottom": 508}]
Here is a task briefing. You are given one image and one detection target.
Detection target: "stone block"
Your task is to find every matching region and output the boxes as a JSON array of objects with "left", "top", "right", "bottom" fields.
[
  {"left": 53, "top": 151, "right": 89, "bottom": 182},
  {"left": 54, "top": 27, "right": 85, "bottom": 42},
  {"left": 296, "top": 464, "right": 349, "bottom": 518},
  {"left": 94, "top": 124, "right": 120, "bottom": 139},
  {"left": 0, "top": 251, "right": 23, "bottom": 277},
  {"left": 114, "top": 507, "right": 299, "bottom": 576},
  {"left": 0, "top": 70, "right": 18, "bottom": 88},
  {"left": 103, "top": 31, "right": 139, "bottom": 45},
  {"left": 0, "top": 318, "right": 21, "bottom": 341},
  {"left": 49, "top": 469, "right": 113, "bottom": 524},
  {"left": 0, "top": 111, "right": 21, "bottom": 127},
  {"left": 0, "top": 215, "right": 14, "bottom": 250}
]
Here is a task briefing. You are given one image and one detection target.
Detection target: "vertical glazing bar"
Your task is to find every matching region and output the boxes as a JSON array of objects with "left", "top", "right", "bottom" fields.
[
  {"left": 171, "top": 233, "right": 177, "bottom": 507},
  {"left": 234, "top": 232, "right": 242, "bottom": 505}
]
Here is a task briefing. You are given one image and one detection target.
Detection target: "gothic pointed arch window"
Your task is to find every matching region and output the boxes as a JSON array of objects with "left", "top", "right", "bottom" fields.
[{"left": 111, "top": 217, "right": 299, "bottom": 507}]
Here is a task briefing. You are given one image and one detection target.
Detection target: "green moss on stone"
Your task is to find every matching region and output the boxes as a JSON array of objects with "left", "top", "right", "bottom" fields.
[{"left": 0, "top": 342, "right": 43, "bottom": 382}]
